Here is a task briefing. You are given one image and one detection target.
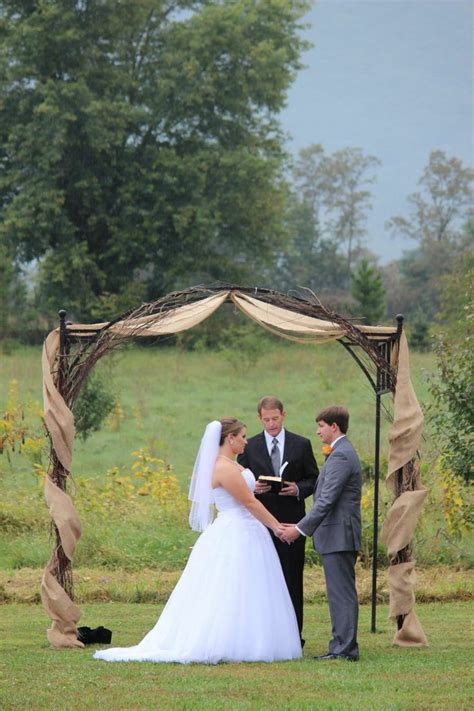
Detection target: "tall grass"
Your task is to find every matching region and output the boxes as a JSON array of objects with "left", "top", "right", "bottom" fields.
[
  {"left": 0, "top": 339, "right": 436, "bottom": 486},
  {"left": 4, "top": 340, "right": 470, "bottom": 572}
]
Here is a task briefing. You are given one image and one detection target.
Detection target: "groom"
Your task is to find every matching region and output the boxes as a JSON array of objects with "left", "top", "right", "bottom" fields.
[
  {"left": 238, "top": 396, "right": 318, "bottom": 643},
  {"left": 281, "top": 406, "right": 361, "bottom": 661}
]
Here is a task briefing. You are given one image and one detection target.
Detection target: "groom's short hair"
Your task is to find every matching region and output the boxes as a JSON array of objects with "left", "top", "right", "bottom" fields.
[
  {"left": 316, "top": 406, "right": 349, "bottom": 434},
  {"left": 258, "top": 396, "right": 284, "bottom": 414}
]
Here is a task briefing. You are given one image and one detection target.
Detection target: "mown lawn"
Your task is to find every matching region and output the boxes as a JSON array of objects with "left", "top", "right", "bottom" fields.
[{"left": 0, "top": 601, "right": 472, "bottom": 710}]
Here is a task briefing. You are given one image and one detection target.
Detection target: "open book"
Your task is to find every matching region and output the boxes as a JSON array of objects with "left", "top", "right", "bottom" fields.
[
  {"left": 257, "top": 461, "right": 289, "bottom": 493},
  {"left": 257, "top": 475, "right": 288, "bottom": 493}
]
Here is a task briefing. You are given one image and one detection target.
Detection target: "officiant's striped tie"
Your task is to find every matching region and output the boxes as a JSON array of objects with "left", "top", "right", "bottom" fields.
[{"left": 271, "top": 438, "right": 280, "bottom": 476}]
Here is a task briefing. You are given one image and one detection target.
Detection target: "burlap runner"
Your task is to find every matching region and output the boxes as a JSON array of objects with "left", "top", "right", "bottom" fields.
[
  {"left": 381, "top": 332, "right": 428, "bottom": 646},
  {"left": 41, "top": 334, "right": 82, "bottom": 648},
  {"left": 41, "top": 565, "right": 84, "bottom": 649},
  {"left": 387, "top": 333, "right": 424, "bottom": 486},
  {"left": 42, "top": 331, "right": 75, "bottom": 471},
  {"left": 381, "top": 488, "right": 428, "bottom": 558}
]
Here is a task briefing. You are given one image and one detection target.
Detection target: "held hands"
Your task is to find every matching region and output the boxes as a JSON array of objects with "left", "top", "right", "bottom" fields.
[{"left": 279, "top": 524, "right": 301, "bottom": 545}]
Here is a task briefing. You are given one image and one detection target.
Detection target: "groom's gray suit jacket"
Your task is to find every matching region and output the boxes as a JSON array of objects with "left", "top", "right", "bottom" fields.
[{"left": 298, "top": 436, "right": 361, "bottom": 554}]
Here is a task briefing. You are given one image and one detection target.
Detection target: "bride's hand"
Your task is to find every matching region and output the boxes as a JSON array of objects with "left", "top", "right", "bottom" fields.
[{"left": 273, "top": 523, "right": 286, "bottom": 539}]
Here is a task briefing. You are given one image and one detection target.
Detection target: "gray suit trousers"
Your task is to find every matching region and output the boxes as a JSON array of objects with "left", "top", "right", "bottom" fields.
[{"left": 322, "top": 551, "right": 359, "bottom": 658}]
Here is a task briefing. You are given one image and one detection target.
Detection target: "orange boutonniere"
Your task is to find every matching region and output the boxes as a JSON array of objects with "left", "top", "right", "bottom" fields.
[{"left": 322, "top": 445, "right": 332, "bottom": 456}]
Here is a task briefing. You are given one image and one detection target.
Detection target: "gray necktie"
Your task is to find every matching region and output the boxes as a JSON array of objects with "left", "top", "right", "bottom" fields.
[{"left": 271, "top": 438, "right": 281, "bottom": 476}]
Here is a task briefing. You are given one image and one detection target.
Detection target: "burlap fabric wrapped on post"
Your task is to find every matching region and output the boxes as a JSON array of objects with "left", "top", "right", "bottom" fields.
[
  {"left": 381, "top": 332, "right": 428, "bottom": 646},
  {"left": 41, "top": 331, "right": 83, "bottom": 648}
]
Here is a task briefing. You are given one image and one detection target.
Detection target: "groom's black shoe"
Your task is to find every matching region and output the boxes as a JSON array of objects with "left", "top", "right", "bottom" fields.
[{"left": 313, "top": 653, "right": 359, "bottom": 662}]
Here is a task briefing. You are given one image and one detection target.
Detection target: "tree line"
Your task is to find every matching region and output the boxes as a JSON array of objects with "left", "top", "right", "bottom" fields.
[{"left": 0, "top": 0, "right": 472, "bottom": 341}]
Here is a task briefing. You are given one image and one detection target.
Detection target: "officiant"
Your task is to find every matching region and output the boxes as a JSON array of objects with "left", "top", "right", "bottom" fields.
[{"left": 238, "top": 396, "right": 318, "bottom": 645}]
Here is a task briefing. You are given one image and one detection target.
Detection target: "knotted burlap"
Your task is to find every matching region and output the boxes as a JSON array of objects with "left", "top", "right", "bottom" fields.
[
  {"left": 381, "top": 333, "right": 428, "bottom": 646},
  {"left": 381, "top": 488, "right": 428, "bottom": 559},
  {"left": 41, "top": 565, "right": 84, "bottom": 649},
  {"left": 41, "top": 333, "right": 81, "bottom": 648},
  {"left": 386, "top": 333, "right": 424, "bottom": 486},
  {"left": 387, "top": 562, "right": 428, "bottom": 646},
  {"left": 42, "top": 331, "right": 75, "bottom": 471}
]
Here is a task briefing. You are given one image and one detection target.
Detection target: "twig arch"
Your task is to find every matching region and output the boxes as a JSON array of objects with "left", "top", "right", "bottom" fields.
[{"left": 41, "top": 285, "right": 427, "bottom": 648}]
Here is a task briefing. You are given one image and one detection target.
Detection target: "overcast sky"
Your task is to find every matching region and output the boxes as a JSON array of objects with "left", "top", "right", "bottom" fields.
[{"left": 280, "top": 0, "right": 473, "bottom": 263}]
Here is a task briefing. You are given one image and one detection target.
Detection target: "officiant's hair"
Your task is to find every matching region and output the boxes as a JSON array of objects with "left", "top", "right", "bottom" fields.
[
  {"left": 219, "top": 417, "right": 246, "bottom": 445},
  {"left": 316, "top": 406, "right": 349, "bottom": 434},
  {"left": 257, "top": 396, "right": 284, "bottom": 414}
]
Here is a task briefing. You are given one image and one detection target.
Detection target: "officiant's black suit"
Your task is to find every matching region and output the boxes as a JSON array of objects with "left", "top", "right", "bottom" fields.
[{"left": 238, "top": 430, "right": 318, "bottom": 635}]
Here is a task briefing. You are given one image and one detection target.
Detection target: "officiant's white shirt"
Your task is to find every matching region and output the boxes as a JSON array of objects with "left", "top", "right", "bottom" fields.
[
  {"left": 263, "top": 428, "right": 300, "bottom": 497},
  {"left": 264, "top": 428, "right": 285, "bottom": 458}
]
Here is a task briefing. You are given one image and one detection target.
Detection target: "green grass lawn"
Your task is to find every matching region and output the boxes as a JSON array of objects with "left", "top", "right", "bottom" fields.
[{"left": 0, "top": 601, "right": 471, "bottom": 710}]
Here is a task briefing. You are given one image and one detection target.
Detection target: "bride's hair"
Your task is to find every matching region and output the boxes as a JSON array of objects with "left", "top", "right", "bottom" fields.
[{"left": 219, "top": 417, "right": 245, "bottom": 445}]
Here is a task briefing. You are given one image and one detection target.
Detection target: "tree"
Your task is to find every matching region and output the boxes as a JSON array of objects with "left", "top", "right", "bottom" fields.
[
  {"left": 0, "top": 236, "right": 32, "bottom": 341},
  {"left": 0, "top": 0, "right": 310, "bottom": 320},
  {"left": 386, "top": 152, "right": 474, "bottom": 321},
  {"left": 322, "top": 148, "right": 381, "bottom": 270},
  {"left": 387, "top": 150, "right": 474, "bottom": 245},
  {"left": 350, "top": 258, "right": 386, "bottom": 325},
  {"left": 275, "top": 144, "right": 379, "bottom": 298},
  {"left": 275, "top": 189, "right": 351, "bottom": 298}
]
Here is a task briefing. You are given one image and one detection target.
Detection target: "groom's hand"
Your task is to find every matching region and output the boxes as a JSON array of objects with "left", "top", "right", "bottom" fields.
[{"left": 280, "top": 524, "right": 301, "bottom": 544}]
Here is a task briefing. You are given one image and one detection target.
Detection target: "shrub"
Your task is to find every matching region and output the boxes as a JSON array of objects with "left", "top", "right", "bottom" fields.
[{"left": 73, "top": 371, "right": 116, "bottom": 441}]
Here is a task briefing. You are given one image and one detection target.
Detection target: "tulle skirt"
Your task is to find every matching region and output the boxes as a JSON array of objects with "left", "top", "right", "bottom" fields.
[{"left": 94, "top": 508, "right": 302, "bottom": 664}]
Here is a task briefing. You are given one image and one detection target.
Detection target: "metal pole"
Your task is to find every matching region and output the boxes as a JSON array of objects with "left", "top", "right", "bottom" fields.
[
  {"left": 58, "top": 309, "right": 67, "bottom": 394},
  {"left": 371, "top": 383, "right": 381, "bottom": 633}
]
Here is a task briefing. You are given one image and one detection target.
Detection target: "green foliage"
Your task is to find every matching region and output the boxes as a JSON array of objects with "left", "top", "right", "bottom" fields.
[
  {"left": 0, "top": 444, "right": 192, "bottom": 570},
  {"left": 386, "top": 152, "right": 474, "bottom": 321},
  {"left": 218, "top": 321, "right": 269, "bottom": 373},
  {"left": 428, "top": 337, "right": 473, "bottom": 483},
  {"left": 0, "top": 240, "right": 34, "bottom": 340},
  {"left": 407, "top": 308, "right": 432, "bottom": 352},
  {"left": 350, "top": 258, "right": 386, "bottom": 324},
  {"left": 277, "top": 192, "right": 351, "bottom": 296},
  {"left": 320, "top": 147, "right": 381, "bottom": 270},
  {"left": 0, "top": 338, "right": 21, "bottom": 355},
  {"left": 427, "top": 253, "right": 474, "bottom": 482},
  {"left": 0, "top": 0, "right": 310, "bottom": 320},
  {"left": 387, "top": 150, "right": 474, "bottom": 244},
  {"left": 73, "top": 372, "right": 116, "bottom": 441},
  {"left": 276, "top": 144, "right": 380, "bottom": 297}
]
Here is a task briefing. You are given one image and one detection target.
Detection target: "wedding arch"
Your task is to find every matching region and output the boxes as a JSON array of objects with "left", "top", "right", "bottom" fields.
[{"left": 40, "top": 285, "right": 427, "bottom": 649}]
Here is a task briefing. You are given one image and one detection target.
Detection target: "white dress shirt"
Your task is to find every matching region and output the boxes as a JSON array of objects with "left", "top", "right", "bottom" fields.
[
  {"left": 264, "top": 428, "right": 300, "bottom": 497},
  {"left": 264, "top": 428, "right": 285, "bottom": 464}
]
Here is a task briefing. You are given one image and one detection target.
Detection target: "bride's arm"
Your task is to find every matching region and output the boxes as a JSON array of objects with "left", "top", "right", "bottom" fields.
[{"left": 214, "top": 463, "right": 282, "bottom": 535}]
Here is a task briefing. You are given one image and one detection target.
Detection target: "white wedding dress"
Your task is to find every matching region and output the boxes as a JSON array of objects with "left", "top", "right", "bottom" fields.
[{"left": 94, "top": 469, "right": 302, "bottom": 664}]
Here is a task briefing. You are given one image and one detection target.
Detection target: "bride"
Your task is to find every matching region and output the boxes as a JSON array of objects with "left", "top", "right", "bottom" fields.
[{"left": 94, "top": 417, "right": 302, "bottom": 664}]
